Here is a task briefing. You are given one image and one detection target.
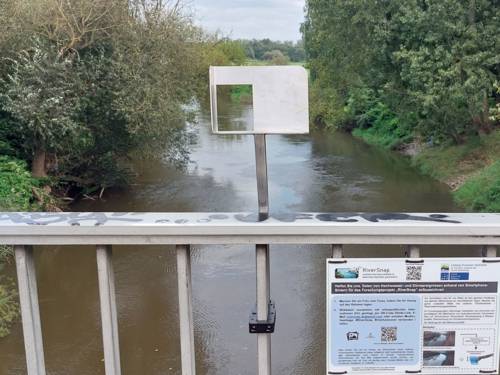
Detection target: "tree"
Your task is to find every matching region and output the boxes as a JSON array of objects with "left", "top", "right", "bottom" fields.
[
  {"left": 239, "top": 39, "right": 305, "bottom": 62},
  {"left": 0, "top": 0, "right": 210, "bottom": 192},
  {"left": 303, "top": 0, "right": 500, "bottom": 143},
  {"left": 203, "top": 39, "right": 247, "bottom": 66},
  {"left": 263, "top": 50, "right": 290, "bottom": 65},
  {"left": 1, "top": 42, "right": 82, "bottom": 177}
]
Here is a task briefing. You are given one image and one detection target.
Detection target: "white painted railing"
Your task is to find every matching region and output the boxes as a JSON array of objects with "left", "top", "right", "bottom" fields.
[{"left": 1, "top": 211, "right": 500, "bottom": 375}]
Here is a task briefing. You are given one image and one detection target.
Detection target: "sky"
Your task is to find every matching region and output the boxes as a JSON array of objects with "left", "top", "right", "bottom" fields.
[{"left": 192, "top": 0, "right": 305, "bottom": 42}]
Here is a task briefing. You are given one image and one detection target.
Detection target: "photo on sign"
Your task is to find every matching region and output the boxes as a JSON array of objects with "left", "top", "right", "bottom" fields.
[
  {"left": 335, "top": 268, "right": 359, "bottom": 279},
  {"left": 423, "top": 351, "right": 455, "bottom": 366},
  {"left": 423, "top": 331, "right": 455, "bottom": 347}
]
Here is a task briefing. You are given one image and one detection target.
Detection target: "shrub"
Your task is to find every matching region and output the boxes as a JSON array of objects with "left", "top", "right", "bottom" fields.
[
  {"left": 0, "top": 156, "right": 36, "bottom": 210},
  {"left": 346, "top": 88, "right": 413, "bottom": 149},
  {"left": 0, "top": 275, "right": 19, "bottom": 338},
  {"left": 455, "top": 161, "right": 500, "bottom": 212}
]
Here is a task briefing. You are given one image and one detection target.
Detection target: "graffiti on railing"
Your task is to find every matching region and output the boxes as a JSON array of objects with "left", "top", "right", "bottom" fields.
[{"left": 0, "top": 211, "right": 462, "bottom": 226}]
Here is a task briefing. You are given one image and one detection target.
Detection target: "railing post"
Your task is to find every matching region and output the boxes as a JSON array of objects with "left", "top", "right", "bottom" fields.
[
  {"left": 14, "top": 245, "right": 46, "bottom": 375},
  {"left": 177, "top": 244, "right": 196, "bottom": 375},
  {"left": 254, "top": 134, "right": 272, "bottom": 375},
  {"left": 483, "top": 245, "right": 498, "bottom": 258},
  {"left": 254, "top": 135, "right": 269, "bottom": 221},
  {"left": 256, "top": 243, "right": 271, "bottom": 375},
  {"left": 331, "top": 244, "right": 343, "bottom": 258},
  {"left": 96, "top": 245, "right": 121, "bottom": 375},
  {"left": 406, "top": 245, "right": 420, "bottom": 258}
]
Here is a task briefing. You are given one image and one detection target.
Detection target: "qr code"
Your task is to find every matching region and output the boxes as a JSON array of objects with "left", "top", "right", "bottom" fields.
[
  {"left": 406, "top": 265, "right": 422, "bottom": 280},
  {"left": 381, "top": 327, "right": 398, "bottom": 342}
]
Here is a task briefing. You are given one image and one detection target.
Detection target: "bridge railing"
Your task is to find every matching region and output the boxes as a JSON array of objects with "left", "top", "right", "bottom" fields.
[{"left": 1, "top": 211, "right": 500, "bottom": 375}]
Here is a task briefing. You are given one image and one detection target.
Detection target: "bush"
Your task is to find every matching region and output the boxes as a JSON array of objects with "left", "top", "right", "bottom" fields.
[
  {"left": 455, "top": 161, "right": 500, "bottom": 212},
  {"left": 0, "top": 156, "right": 37, "bottom": 210},
  {"left": 0, "top": 155, "right": 54, "bottom": 210},
  {"left": 346, "top": 88, "right": 413, "bottom": 149},
  {"left": 309, "top": 82, "right": 350, "bottom": 129},
  {"left": 0, "top": 276, "right": 18, "bottom": 338}
]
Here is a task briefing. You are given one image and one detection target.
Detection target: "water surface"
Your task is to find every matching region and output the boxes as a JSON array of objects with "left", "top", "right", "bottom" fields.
[{"left": 1, "top": 100, "right": 471, "bottom": 375}]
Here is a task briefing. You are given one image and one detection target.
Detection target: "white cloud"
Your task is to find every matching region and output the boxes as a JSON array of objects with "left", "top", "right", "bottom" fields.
[{"left": 192, "top": 0, "right": 305, "bottom": 41}]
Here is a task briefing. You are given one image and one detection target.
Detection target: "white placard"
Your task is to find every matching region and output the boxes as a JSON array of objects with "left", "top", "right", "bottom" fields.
[
  {"left": 209, "top": 66, "right": 309, "bottom": 134},
  {"left": 327, "top": 258, "right": 500, "bottom": 374}
]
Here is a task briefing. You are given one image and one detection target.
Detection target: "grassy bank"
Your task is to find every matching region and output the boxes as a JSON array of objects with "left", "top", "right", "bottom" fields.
[
  {"left": 413, "top": 131, "right": 500, "bottom": 212},
  {"left": 0, "top": 155, "right": 53, "bottom": 337},
  {"left": 229, "top": 84, "right": 253, "bottom": 104},
  {"left": 353, "top": 128, "right": 500, "bottom": 212}
]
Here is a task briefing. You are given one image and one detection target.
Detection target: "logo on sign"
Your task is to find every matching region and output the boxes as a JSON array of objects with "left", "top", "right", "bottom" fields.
[{"left": 347, "top": 332, "right": 359, "bottom": 341}]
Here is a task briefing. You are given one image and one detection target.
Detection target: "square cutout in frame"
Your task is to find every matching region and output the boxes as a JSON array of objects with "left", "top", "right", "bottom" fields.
[
  {"left": 209, "top": 66, "right": 309, "bottom": 135},
  {"left": 215, "top": 84, "right": 254, "bottom": 132}
]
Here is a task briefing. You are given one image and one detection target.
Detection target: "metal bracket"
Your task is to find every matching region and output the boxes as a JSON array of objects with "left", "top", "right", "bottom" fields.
[
  {"left": 405, "top": 259, "right": 424, "bottom": 264},
  {"left": 249, "top": 300, "right": 276, "bottom": 334}
]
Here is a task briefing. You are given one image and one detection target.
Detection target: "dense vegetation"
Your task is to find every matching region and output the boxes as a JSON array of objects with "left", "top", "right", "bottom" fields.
[
  {"left": 303, "top": 0, "right": 500, "bottom": 211},
  {"left": 240, "top": 39, "right": 305, "bottom": 64},
  {"left": 0, "top": 0, "right": 247, "bottom": 338},
  {"left": 0, "top": 0, "right": 212, "bottom": 190}
]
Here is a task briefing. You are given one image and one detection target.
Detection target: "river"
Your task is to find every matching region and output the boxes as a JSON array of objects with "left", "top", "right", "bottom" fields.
[{"left": 1, "top": 99, "right": 473, "bottom": 375}]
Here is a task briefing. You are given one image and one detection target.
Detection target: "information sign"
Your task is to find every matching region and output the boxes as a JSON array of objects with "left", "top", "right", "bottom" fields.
[{"left": 327, "top": 258, "right": 500, "bottom": 374}]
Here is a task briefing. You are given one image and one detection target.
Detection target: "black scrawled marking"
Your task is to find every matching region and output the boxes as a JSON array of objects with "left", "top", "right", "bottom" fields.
[
  {"left": 316, "top": 213, "right": 460, "bottom": 224},
  {"left": 360, "top": 213, "right": 460, "bottom": 223},
  {"left": 0, "top": 212, "right": 462, "bottom": 225},
  {"left": 0, "top": 212, "right": 144, "bottom": 226},
  {"left": 315, "top": 213, "right": 358, "bottom": 223},
  {"left": 236, "top": 213, "right": 314, "bottom": 223}
]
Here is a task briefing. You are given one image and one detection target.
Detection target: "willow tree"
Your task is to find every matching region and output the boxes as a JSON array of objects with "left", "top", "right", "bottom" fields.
[
  {"left": 0, "top": 0, "right": 208, "bottom": 188},
  {"left": 1, "top": 43, "right": 83, "bottom": 177}
]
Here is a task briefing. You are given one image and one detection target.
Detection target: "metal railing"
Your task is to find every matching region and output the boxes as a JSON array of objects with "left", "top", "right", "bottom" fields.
[{"left": 1, "top": 211, "right": 500, "bottom": 375}]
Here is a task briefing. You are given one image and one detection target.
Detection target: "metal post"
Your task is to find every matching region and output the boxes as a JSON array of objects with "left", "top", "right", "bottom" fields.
[
  {"left": 331, "top": 244, "right": 343, "bottom": 258},
  {"left": 407, "top": 245, "right": 420, "bottom": 258},
  {"left": 254, "top": 135, "right": 269, "bottom": 221},
  {"left": 483, "top": 245, "right": 497, "bottom": 258},
  {"left": 254, "top": 134, "right": 272, "bottom": 375},
  {"left": 15, "top": 245, "right": 46, "bottom": 375},
  {"left": 96, "top": 245, "right": 121, "bottom": 375},
  {"left": 177, "top": 244, "right": 196, "bottom": 375}
]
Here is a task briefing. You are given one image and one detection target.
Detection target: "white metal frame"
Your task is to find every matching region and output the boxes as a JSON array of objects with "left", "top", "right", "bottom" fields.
[
  {"left": 2, "top": 212, "right": 500, "bottom": 375},
  {"left": 2, "top": 212, "right": 500, "bottom": 245},
  {"left": 209, "top": 66, "right": 309, "bottom": 135}
]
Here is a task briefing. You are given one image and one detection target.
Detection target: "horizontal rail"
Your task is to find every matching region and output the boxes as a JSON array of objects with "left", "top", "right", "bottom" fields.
[
  {"left": 6, "top": 211, "right": 500, "bottom": 375},
  {"left": 0, "top": 212, "right": 499, "bottom": 245}
]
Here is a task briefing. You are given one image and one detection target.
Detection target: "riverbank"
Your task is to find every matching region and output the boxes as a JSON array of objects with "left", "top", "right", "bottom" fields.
[
  {"left": 352, "top": 128, "right": 500, "bottom": 212},
  {"left": 0, "top": 156, "right": 58, "bottom": 337}
]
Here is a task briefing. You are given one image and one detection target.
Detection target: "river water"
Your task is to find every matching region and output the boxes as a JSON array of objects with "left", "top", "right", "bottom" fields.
[{"left": 1, "top": 99, "right": 471, "bottom": 375}]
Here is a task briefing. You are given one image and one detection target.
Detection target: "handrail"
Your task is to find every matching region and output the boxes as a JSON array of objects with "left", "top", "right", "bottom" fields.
[
  {"left": 3, "top": 211, "right": 500, "bottom": 375},
  {"left": 1, "top": 212, "right": 500, "bottom": 245}
]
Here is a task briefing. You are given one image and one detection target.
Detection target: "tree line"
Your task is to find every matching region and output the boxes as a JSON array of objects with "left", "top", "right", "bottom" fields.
[
  {"left": 0, "top": 0, "right": 250, "bottom": 338},
  {"left": 302, "top": 0, "right": 500, "bottom": 148},
  {"left": 240, "top": 39, "right": 305, "bottom": 63}
]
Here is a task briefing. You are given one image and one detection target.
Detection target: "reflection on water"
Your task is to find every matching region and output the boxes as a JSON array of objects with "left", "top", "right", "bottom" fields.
[{"left": 0, "top": 99, "right": 474, "bottom": 375}]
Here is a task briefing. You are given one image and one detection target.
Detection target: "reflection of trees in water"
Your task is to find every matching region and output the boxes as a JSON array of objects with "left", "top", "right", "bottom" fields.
[
  {"left": 281, "top": 134, "right": 311, "bottom": 144},
  {"left": 305, "top": 130, "right": 457, "bottom": 212}
]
